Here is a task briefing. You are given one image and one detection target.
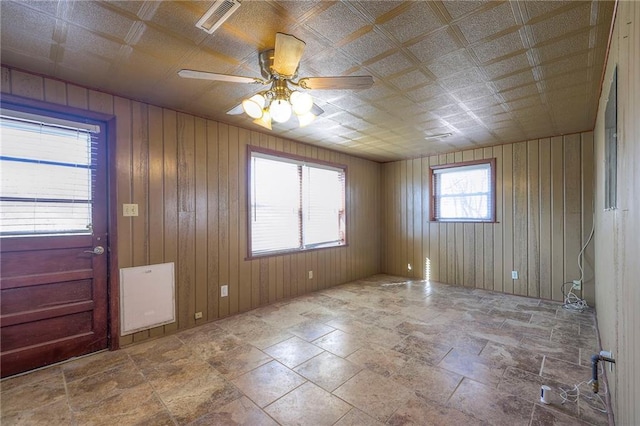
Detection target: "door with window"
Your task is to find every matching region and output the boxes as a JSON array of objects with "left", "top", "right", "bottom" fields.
[{"left": 0, "top": 104, "right": 110, "bottom": 377}]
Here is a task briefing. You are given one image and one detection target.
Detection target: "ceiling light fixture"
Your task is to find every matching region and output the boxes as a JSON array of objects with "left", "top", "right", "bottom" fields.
[
  {"left": 424, "top": 132, "right": 453, "bottom": 140},
  {"left": 242, "top": 78, "right": 317, "bottom": 129}
]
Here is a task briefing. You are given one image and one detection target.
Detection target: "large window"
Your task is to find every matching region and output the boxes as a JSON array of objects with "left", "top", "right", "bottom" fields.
[
  {"left": 0, "top": 111, "right": 98, "bottom": 235},
  {"left": 249, "top": 148, "right": 346, "bottom": 257},
  {"left": 430, "top": 159, "right": 496, "bottom": 222}
]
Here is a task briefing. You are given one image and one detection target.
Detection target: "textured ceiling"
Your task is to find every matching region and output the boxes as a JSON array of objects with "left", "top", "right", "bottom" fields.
[{"left": 0, "top": 0, "right": 615, "bottom": 162}]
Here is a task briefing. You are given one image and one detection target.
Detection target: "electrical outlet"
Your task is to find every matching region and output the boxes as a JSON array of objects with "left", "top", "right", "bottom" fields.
[
  {"left": 573, "top": 280, "right": 582, "bottom": 291},
  {"left": 123, "top": 203, "right": 138, "bottom": 217},
  {"left": 221, "top": 285, "right": 228, "bottom": 297},
  {"left": 511, "top": 270, "right": 518, "bottom": 280},
  {"left": 194, "top": 311, "right": 203, "bottom": 320},
  {"left": 308, "top": 270, "right": 313, "bottom": 279},
  {"left": 407, "top": 263, "right": 412, "bottom": 271}
]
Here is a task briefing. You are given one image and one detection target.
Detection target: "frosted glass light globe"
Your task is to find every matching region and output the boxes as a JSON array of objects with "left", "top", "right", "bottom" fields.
[
  {"left": 242, "top": 94, "right": 266, "bottom": 119},
  {"left": 270, "top": 99, "right": 292, "bottom": 123},
  {"left": 290, "top": 91, "right": 313, "bottom": 116}
]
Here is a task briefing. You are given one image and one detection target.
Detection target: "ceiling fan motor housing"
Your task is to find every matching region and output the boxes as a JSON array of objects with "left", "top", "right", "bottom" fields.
[{"left": 259, "top": 49, "right": 299, "bottom": 80}]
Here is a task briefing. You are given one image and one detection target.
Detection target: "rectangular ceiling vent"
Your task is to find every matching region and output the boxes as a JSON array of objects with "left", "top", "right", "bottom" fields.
[{"left": 196, "top": 0, "right": 241, "bottom": 34}]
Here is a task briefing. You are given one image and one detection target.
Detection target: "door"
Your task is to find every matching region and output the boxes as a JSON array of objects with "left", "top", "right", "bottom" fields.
[{"left": 0, "top": 104, "right": 109, "bottom": 377}]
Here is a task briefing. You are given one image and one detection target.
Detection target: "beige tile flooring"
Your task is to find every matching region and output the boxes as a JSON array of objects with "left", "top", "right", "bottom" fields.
[{"left": 1, "top": 275, "right": 611, "bottom": 425}]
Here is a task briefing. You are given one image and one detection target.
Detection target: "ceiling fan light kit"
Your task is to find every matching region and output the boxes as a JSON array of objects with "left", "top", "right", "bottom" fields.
[{"left": 178, "top": 32, "right": 374, "bottom": 130}]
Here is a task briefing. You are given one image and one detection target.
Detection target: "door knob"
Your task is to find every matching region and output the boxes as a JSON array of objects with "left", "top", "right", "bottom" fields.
[{"left": 84, "top": 246, "right": 105, "bottom": 255}]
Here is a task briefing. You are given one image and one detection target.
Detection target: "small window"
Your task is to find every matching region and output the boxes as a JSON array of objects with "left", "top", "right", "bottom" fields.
[
  {"left": 430, "top": 159, "right": 496, "bottom": 222},
  {"left": 0, "top": 111, "right": 99, "bottom": 236},
  {"left": 249, "top": 147, "right": 346, "bottom": 257}
]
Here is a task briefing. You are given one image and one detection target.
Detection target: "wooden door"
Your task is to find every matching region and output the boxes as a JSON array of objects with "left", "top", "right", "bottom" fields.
[{"left": 0, "top": 106, "right": 110, "bottom": 377}]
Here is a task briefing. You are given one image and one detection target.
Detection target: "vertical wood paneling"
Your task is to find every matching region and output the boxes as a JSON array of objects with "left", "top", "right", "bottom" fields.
[
  {"left": 114, "top": 97, "right": 133, "bottom": 270},
  {"left": 539, "top": 139, "right": 552, "bottom": 300},
  {"left": 147, "top": 106, "right": 165, "bottom": 339},
  {"left": 131, "top": 102, "right": 149, "bottom": 267},
  {"left": 581, "top": 132, "right": 595, "bottom": 304},
  {"left": 177, "top": 114, "right": 195, "bottom": 329},
  {"left": 194, "top": 118, "right": 208, "bottom": 324},
  {"left": 218, "top": 124, "right": 230, "bottom": 317},
  {"left": 563, "top": 134, "right": 582, "bottom": 298},
  {"left": 148, "top": 106, "right": 164, "bottom": 266},
  {"left": 550, "top": 136, "right": 565, "bottom": 301},
  {"left": 493, "top": 145, "right": 504, "bottom": 293},
  {"left": 66, "top": 85, "right": 88, "bottom": 110},
  {"left": 527, "top": 139, "right": 540, "bottom": 298},
  {"left": 482, "top": 148, "right": 493, "bottom": 290},
  {"left": 412, "top": 158, "right": 422, "bottom": 279},
  {"left": 382, "top": 134, "right": 592, "bottom": 303},
  {"left": 512, "top": 141, "right": 528, "bottom": 295},
  {"left": 502, "top": 144, "right": 514, "bottom": 294},
  {"left": 428, "top": 156, "right": 439, "bottom": 282},
  {"left": 162, "top": 110, "right": 178, "bottom": 336},
  {"left": 206, "top": 121, "right": 220, "bottom": 320},
  {"left": 11, "top": 70, "right": 43, "bottom": 100},
  {"left": 228, "top": 126, "right": 240, "bottom": 314},
  {"left": 238, "top": 129, "right": 252, "bottom": 312},
  {"left": 43, "top": 78, "right": 67, "bottom": 105}
]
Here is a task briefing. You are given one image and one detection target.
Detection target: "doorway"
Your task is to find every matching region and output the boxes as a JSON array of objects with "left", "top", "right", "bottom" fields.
[{"left": 0, "top": 98, "right": 116, "bottom": 377}]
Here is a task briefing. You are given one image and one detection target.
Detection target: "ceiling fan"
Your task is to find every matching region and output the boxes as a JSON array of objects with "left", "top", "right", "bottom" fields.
[{"left": 178, "top": 32, "right": 374, "bottom": 130}]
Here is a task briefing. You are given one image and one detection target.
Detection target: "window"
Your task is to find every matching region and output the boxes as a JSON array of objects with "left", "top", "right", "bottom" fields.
[
  {"left": 249, "top": 148, "right": 346, "bottom": 257},
  {"left": 430, "top": 159, "right": 496, "bottom": 222},
  {"left": 0, "top": 111, "right": 99, "bottom": 236}
]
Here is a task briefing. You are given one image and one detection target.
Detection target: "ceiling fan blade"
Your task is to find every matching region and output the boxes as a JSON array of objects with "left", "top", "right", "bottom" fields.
[
  {"left": 226, "top": 104, "right": 245, "bottom": 115},
  {"left": 298, "top": 76, "right": 374, "bottom": 90},
  {"left": 273, "top": 33, "right": 306, "bottom": 78},
  {"left": 178, "top": 69, "right": 263, "bottom": 84}
]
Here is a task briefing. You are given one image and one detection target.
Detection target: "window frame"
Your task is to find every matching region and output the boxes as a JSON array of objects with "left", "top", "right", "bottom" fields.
[
  {"left": 429, "top": 158, "right": 497, "bottom": 223},
  {"left": 0, "top": 105, "right": 103, "bottom": 237},
  {"left": 246, "top": 146, "right": 347, "bottom": 259}
]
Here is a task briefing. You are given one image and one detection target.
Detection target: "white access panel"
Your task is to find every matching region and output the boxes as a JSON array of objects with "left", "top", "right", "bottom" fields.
[{"left": 120, "top": 262, "right": 175, "bottom": 335}]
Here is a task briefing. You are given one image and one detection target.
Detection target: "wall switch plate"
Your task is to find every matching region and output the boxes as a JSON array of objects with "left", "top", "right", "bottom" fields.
[
  {"left": 123, "top": 204, "right": 138, "bottom": 217},
  {"left": 308, "top": 270, "right": 313, "bottom": 279},
  {"left": 194, "top": 311, "right": 203, "bottom": 320},
  {"left": 221, "top": 285, "right": 228, "bottom": 297},
  {"left": 511, "top": 270, "right": 518, "bottom": 280}
]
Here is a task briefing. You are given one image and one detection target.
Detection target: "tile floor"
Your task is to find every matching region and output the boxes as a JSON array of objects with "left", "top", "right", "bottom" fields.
[{"left": 1, "top": 275, "right": 611, "bottom": 425}]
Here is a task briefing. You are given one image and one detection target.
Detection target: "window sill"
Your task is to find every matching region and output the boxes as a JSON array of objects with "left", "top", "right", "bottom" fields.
[{"left": 246, "top": 242, "right": 348, "bottom": 260}]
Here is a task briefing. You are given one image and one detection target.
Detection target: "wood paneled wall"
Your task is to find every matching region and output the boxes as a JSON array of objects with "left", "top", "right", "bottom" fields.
[
  {"left": 593, "top": 1, "right": 640, "bottom": 424},
  {"left": 381, "top": 134, "right": 595, "bottom": 304},
  {"left": 0, "top": 66, "right": 383, "bottom": 345}
]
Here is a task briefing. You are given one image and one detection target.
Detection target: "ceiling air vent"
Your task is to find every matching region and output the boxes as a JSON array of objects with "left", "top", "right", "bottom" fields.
[{"left": 196, "top": 0, "right": 241, "bottom": 34}]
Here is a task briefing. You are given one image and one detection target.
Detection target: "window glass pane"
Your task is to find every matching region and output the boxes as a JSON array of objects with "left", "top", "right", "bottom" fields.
[
  {"left": 0, "top": 201, "right": 91, "bottom": 234},
  {"left": 0, "top": 115, "right": 94, "bottom": 236},
  {"left": 432, "top": 161, "right": 494, "bottom": 222},
  {"left": 1, "top": 161, "right": 91, "bottom": 200},
  {"left": 251, "top": 156, "right": 300, "bottom": 253},
  {"left": 304, "top": 166, "right": 343, "bottom": 246},
  {"left": 1, "top": 124, "right": 91, "bottom": 165},
  {"left": 249, "top": 150, "right": 346, "bottom": 256}
]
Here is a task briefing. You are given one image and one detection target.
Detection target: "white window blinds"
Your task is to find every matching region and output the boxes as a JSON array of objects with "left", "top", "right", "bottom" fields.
[
  {"left": 0, "top": 114, "right": 97, "bottom": 235},
  {"left": 249, "top": 150, "right": 346, "bottom": 256}
]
